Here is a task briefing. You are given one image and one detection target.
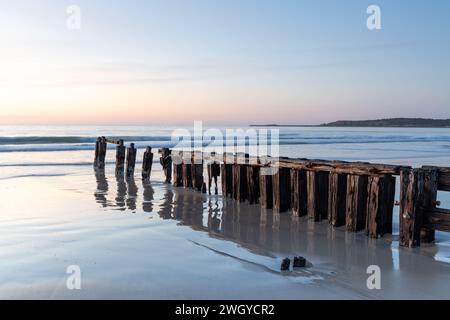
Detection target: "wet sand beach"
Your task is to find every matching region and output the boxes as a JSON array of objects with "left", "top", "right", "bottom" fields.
[
  {"left": 1, "top": 127, "right": 450, "bottom": 299},
  {"left": 1, "top": 162, "right": 449, "bottom": 299}
]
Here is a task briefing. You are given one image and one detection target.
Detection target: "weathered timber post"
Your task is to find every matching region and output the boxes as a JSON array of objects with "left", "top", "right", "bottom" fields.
[
  {"left": 346, "top": 175, "right": 368, "bottom": 232},
  {"left": 94, "top": 137, "right": 101, "bottom": 168},
  {"left": 126, "top": 143, "right": 137, "bottom": 179},
  {"left": 207, "top": 158, "right": 221, "bottom": 195},
  {"left": 182, "top": 152, "right": 193, "bottom": 188},
  {"left": 115, "top": 139, "right": 126, "bottom": 176},
  {"left": 400, "top": 168, "right": 425, "bottom": 247},
  {"left": 307, "top": 171, "right": 329, "bottom": 221},
  {"left": 273, "top": 167, "right": 291, "bottom": 212},
  {"left": 190, "top": 152, "right": 196, "bottom": 189},
  {"left": 291, "top": 169, "right": 307, "bottom": 217},
  {"left": 380, "top": 175, "right": 396, "bottom": 235},
  {"left": 221, "top": 154, "right": 233, "bottom": 198},
  {"left": 232, "top": 155, "right": 249, "bottom": 202},
  {"left": 328, "top": 172, "right": 347, "bottom": 226},
  {"left": 232, "top": 165, "right": 238, "bottom": 200},
  {"left": 420, "top": 168, "right": 438, "bottom": 242},
  {"left": 246, "top": 165, "right": 260, "bottom": 204},
  {"left": 160, "top": 148, "right": 172, "bottom": 183},
  {"left": 231, "top": 154, "right": 238, "bottom": 200},
  {"left": 100, "top": 137, "right": 108, "bottom": 169},
  {"left": 173, "top": 151, "right": 183, "bottom": 187},
  {"left": 366, "top": 174, "right": 396, "bottom": 238},
  {"left": 95, "top": 136, "right": 107, "bottom": 169},
  {"left": 141, "top": 146, "right": 154, "bottom": 180},
  {"left": 192, "top": 152, "right": 204, "bottom": 192},
  {"left": 259, "top": 171, "right": 273, "bottom": 209}
]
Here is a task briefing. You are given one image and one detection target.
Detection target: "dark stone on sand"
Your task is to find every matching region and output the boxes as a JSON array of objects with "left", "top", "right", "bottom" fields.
[
  {"left": 281, "top": 258, "right": 291, "bottom": 271},
  {"left": 293, "top": 256, "right": 306, "bottom": 268}
]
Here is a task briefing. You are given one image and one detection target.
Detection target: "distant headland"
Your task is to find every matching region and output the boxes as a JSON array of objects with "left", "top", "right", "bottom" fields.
[{"left": 250, "top": 118, "right": 450, "bottom": 128}]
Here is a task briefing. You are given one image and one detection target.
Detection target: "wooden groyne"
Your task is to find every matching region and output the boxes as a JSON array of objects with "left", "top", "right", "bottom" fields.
[{"left": 94, "top": 137, "right": 450, "bottom": 248}]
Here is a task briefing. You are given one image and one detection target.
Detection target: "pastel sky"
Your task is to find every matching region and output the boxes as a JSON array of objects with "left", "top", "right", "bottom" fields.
[{"left": 0, "top": 0, "right": 449, "bottom": 125}]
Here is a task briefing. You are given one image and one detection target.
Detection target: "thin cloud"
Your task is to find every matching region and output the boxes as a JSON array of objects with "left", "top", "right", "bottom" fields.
[{"left": 0, "top": 59, "right": 366, "bottom": 88}]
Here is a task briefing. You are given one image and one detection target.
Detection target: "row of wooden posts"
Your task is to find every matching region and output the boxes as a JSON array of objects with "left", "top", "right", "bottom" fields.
[
  {"left": 94, "top": 137, "right": 450, "bottom": 248},
  {"left": 94, "top": 137, "right": 154, "bottom": 179}
]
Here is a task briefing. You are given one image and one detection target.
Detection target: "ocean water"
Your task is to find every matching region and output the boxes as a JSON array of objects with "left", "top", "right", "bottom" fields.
[
  {"left": 1, "top": 124, "right": 450, "bottom": 165},
  {"left": 1, "top": 124, "right": 450, "bottom": 212},
  {"left": 1, "top": 125, "right": 450, "bottom": 299}
]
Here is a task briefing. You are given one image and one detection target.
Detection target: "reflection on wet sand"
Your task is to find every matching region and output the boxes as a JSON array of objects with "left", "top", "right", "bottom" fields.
[
  {"left": 142, "top": 180, "right": 154, "bottom": 213},
  {"left": 95, "top": 170, "right": 140, "bottom": 212},
  {"left": 115, "top": 176, "right": 127, "bottom": 210},
  {"left": 159, "top": 187, "right": 174, "bottom": 220},
  {"left": 207, "top": 198, "right": 221, "bottom": 233},
  {"left": 94, "top": 169, "right": 108, "bottom": 207},
  {"left": 94, "top": 172, "right": 445, "bottom": 272},
  {"left": 126, "top": 179, "right": 138, "bottom": 211}
]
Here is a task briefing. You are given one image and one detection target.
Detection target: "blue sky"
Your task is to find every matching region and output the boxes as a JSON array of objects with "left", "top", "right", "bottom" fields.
[{"left": 0, "top": 0, "right": 449, "bottom": 124}]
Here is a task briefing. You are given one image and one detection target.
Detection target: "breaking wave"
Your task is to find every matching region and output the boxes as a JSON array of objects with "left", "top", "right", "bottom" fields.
[{"left": 0, "top": 133, "right": 449, "bottom": 153}]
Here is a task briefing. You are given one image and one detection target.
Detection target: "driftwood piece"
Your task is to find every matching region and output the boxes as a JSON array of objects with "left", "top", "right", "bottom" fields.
[
  {"left": 346, "top": 175, "right": 368, "bottom": 232},
  {"left": 307, "top": 171, "right": 329, "bottom": 221},
  {"left": 125, "top": 143, "right": 137, "bottom": 179},
  {"left": 366, "top": 175, "right": 395, "bottom": 238},
  {"left": 115, "top": 140, "right": 126, "bottom": 176},
  {"left": 291, "top": 170, "right": 307, "bottom": 217},
  {"left": 399, "top": 169, "right": 425, "bottom": 247},
  {"left": 272, "top": 167, "right": 291, "bottom": 212},
  {"left": 328, "top": 173, "right": 347, "bottom": 227}
]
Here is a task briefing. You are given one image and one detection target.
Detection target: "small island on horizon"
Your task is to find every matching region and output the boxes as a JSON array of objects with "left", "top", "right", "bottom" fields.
[{"left": 250, "top": 118, "right": 450, "bottom": 128}]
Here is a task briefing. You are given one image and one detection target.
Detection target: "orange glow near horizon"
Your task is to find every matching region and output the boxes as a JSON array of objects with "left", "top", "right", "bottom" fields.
[{"left": 0, "top": 67, "right": 329, "bottom": 125}]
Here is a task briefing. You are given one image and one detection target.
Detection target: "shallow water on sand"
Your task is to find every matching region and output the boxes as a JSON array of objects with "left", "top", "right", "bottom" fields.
[
  {"left": 1, "top": 126, "right": 450, "bottom": 299},
  {"left": 0, "top": 162, "right": 449, "bottom": 299}
]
